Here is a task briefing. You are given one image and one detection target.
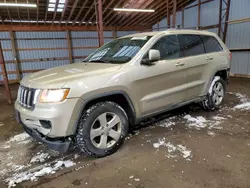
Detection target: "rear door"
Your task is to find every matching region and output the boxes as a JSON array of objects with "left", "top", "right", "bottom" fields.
[{"left": 178, "top": 34, "right": 208, "bottom": 100}]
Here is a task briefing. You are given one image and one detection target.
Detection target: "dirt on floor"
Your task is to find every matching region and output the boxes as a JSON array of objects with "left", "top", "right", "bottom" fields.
[{"left": 0, "top": 77, "right": 250, "bottom": 188}]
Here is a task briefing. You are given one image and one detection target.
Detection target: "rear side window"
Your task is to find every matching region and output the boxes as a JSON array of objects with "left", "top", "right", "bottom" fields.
[
  {"left": 151, "top": 35, "right": 180, "bottom": 60},
  {"left": 201, "top": 35, "right": 223, "bottom": 53},
  {"left": 178, "top": 34, "right": 205, "bottom": 58}
]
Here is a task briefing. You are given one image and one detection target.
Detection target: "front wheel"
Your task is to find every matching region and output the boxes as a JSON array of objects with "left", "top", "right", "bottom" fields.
[
  {"left": 201, "top": 76, "right": 226, "bottom": 111},
  {"left": 75, "top": 101, "right": 129, "bottom": 158}
]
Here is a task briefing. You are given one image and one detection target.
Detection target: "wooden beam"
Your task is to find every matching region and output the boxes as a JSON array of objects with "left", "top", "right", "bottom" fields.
[
  {"left": 185, "top": 0, "right": 213, "bottom": 10},
  {"left": 0, "top": 42, "right": 12, "bottom": 104},
  {"left": 98, "top": 0, "right": 104, "bottom": 46},
  {"left": 52, "top": 0, "right": 60, "bottom": 25},
  {"left": 182, "top": 7, "right": 184, "bottom": 28},
  {"left": 67, "top": 0, "right": 79, "bottom": 25},
  {"left": 130, "top": 0, "right": 169, "bottom": 26},
  {"left": 59, "top": 0, "right": 69, "bottom": 25},
  {"left": 72, "top": 0, "right": 89, "bottom": 25},
  {"left": 198, "top": 0, "right": 201, "bottom": 28},
  {"left": 166, "top": 0, "right": 170, "bottom": 28},
  {"left": 36, "top": 0, "right": 39, "bottom": 25},
  {"left": 79, "top": 1, "right": 95, "bottom": 26},
  {"left": 112, "top": 30, "right": 117, "bottom": 39},
  {"left": 0, "top": 25, "right": 151, "bottom": 31},
  {"left": 172, "top": 0, "right": 177, "bottom": 27},
  {"left": 10, "top": 31, "right": 21, "bottom": 81},
  {"left": 66, "top": 31, "right": 73, "bottom": 64}
]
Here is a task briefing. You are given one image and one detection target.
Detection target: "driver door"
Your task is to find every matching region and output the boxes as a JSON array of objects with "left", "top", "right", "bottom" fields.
[{"left": 132, "top": 35, "right": 189, "bottom": 116}]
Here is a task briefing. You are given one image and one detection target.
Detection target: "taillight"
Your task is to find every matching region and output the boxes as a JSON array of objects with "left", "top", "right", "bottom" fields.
[{"left": 229, "top": 52, "right": 232, "bottom": 61}]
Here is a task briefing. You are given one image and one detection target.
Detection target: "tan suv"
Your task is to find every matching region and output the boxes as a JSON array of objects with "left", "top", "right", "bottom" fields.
[{"left": 15, "top": 29, "right": 231, "bottom": 157}]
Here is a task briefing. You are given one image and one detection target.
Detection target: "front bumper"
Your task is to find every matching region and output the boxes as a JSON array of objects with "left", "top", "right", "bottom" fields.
[
  {"left": 15, "top": 110, "right": 71, "bottom": 153},
  {"left": 14, "top": 98, "right": 83, "bottom": 137}
]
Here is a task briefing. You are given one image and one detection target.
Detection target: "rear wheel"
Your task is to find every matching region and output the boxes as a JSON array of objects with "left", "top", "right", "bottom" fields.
[
  {"left": 75, "top": 101, "right": 129, "bottom": 157},
  {"left": 201, "top": 77, "right": 226, "bottom": 111}
]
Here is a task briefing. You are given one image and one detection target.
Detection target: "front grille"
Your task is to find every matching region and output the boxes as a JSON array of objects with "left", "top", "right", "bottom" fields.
[{"left": 17, "top": 85, "right": 37, "bottom": 110}]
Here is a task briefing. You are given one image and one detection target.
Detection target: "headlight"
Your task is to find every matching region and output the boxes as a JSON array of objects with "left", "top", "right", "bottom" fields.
[{"left": 39, "top": 89, "right": 70, "bottom": 103}]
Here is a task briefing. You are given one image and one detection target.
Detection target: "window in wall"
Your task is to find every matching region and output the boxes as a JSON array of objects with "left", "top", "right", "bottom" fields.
[
  {"left": 201, "top": 36, "right": 223, "bottom": 53},
  {"left": 179, "top": 34, "right": 205, "bottom": 57},
  {"left": 151, "top": 35, "right": 180, "bottom": 60}
]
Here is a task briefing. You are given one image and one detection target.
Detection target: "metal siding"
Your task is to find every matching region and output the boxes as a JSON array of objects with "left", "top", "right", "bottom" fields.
[
  {"left": 226, "top": 22, "right": 250, "bottom": 49},
  {"left": 103, "top": 31, "right": 112, "bottom": 37},
  {"left": 21, "top": 60, "right": 69, "bottom": 71},
  {"left": 71, "top": 39, "right": 99, "bottom": 47},
  {"left": 0, "top": 32, "right": 10, "bottom": 39},
  {"left": 200, "top": 0, "right": 219, "bottom": 26},
  {"left": 184, "top": 6, "right": 198, "bottom": 28},
  {"left": 3, "top": 51, "right": 14, "bottom": 61},
  {"left": 72, "top": 49, "right": 96, "bottom": 57},
  {"left": 117, "top": 31, "right": 138, "bottom": 37},
  {"left": 16, "top": 39, "right": 67, "bottom": 49},
  {"left": 229, "top": 0, "right": 250, "bottom": 20},
  {"left": 15, "top": 31, "right": 66, "bottom": 39},
  {"left": 0, "top": 40, "right": 12, "bottom": 49},
  {"left": 231, "top": 52, "right": 250, "bottom": 75},
  {"left": 71, "top": 31, "right": 98, "bottom": 38},
  {"left": 18, "top": 49, "right": 68, "bottom": 59}
]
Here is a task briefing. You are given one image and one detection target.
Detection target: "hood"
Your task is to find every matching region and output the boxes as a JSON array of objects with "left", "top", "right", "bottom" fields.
[{"left": 21, "top": 63, "right": 122, "bottom": 89}]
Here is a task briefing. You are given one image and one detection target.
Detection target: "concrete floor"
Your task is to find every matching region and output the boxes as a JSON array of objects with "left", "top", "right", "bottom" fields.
[{"left": 0, "top": 77, "right": 250, "bottom": 188}]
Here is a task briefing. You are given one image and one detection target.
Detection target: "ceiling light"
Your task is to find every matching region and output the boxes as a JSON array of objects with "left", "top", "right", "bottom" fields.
[
  {"left": 0, "top": 3, "right": 37, "bottom": 7},
  {"left": 113, "top": 8, "right": 154, "bottom": 12}
]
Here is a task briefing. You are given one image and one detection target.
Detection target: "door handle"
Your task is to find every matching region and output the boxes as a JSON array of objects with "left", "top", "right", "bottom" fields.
[
  {"left": 175, "top": 62, "right": 185, "bottom": 67},
  {"left": 206, "top": 57, "right": 214, "bottom": 60}
]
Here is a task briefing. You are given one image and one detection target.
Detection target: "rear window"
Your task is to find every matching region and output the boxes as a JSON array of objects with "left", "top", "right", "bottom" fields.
[
  {"left": 178, "top": 34, "right": 205, "bottom": 58},
  {"left": 201, "top": 35, "right": 223, "bottom": 53}
]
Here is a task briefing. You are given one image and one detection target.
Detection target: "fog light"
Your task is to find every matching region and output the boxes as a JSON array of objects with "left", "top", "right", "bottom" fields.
[{"left": 39, "top": 120, "right": 51, "bottom": 129}]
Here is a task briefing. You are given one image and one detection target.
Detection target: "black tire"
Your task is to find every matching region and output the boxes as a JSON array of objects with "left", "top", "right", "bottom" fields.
[
  {"left": 75, "top": 101, "right": 129, "bottom": 158},
  {"left": 201, "top": 77, "right": 226, "bottom": 111}
]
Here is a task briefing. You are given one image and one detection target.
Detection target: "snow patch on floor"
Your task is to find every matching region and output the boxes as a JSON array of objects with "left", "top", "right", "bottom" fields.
[
  {"left": 154, "top": 116, "right": 177, "bottom": 128},
  {"left": 153, "top": 138, "right": 192, "bottom": 161},
  {"left": 234, "top": 102, "right": 250, "bottom": 110},
  {"left": 6, "top": 159, "right": 76, "bottom": 187},
  {"left": 30, "top": 153, "right": 50, "bottom": 164},
  {"left": 183, "top": 114, "right": 224, "bottom": 130}
]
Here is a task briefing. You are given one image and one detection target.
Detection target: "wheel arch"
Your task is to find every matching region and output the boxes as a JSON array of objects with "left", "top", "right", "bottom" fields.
[{"left": 72, "top": 91, "right": 137, "bottom": 135}]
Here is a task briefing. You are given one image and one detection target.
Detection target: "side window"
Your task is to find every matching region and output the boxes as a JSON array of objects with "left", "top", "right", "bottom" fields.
[
  {"left": 179, "top": 34, "right": 205, "bottom": 57},
  {"left": 151, "top": 35, "right": 180, "bottom": 60},
  {"left": 201, "top": 35, "right": 223, "bottom": 53}
]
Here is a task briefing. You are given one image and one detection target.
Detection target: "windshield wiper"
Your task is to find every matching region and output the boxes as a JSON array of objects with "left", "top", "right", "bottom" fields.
[{"left": 89, "top": 59, "right": 110, "bottom": 63}]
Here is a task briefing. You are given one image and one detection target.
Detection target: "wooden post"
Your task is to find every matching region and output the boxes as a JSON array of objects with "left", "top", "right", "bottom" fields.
[
  {"left": 198, "top": 0, "right": 201, "bottom": 29},
  {"left": 166, "top": 0, "right": 170, "bottom": 28},
  {"left": 66, "top": 30, "right": 73, "bottom": 64},
  {"left": 0, "top": 42, "right": 12, "bottom": 104},
  {"left": 182, "top": 8, "right": 184, "bottom": 28},
  {"left": 172, "top": 0, "right": 177, "bottom": 28},
  {"left": 98, "top": 0, "right": 104, "bottom": 46},
  {"left": 10, "top": 31, "right": 21, "bottom": 81},
  {"left": 157, "top": 22, "right": 160, "bottom": 31},
  {"left": 112, "top": 30, "right": 117, "bottom": 39}
]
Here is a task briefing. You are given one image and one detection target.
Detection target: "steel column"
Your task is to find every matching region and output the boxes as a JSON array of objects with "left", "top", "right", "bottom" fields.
[
  {"left": 218, "top": 0, "right": 231, "bottom": 42},
  {"left": 0, "top": 42, "right": 12, "bottom": 104}
]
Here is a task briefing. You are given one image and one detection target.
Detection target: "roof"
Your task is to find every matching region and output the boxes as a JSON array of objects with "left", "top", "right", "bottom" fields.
[
  {"left": 0, "top": 0, "right": 195, "bottom": 27},
  {"left": 120, "top": 29, "right": 218, "bottom": 38}
]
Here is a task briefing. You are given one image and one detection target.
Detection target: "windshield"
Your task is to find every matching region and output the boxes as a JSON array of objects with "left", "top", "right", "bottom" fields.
[{"left": 85, "top": 36, "right": 152, "bottom": 64}]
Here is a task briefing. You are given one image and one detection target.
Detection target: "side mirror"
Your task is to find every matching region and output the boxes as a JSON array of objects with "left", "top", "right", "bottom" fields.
[
  {"left": 141, "top": 49, "right": 160, "bottom": 66},
  {"left": 149, "top": 49, "right": 160, "bottom": 62}
]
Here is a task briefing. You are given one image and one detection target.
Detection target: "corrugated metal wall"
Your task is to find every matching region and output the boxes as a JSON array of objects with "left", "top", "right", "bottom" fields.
[
  {"left": 152, "top": 0, "right": 250, "bottom": 76},
  {"left": 0, "top": 30, "right": 138, "bottom": 82}
]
